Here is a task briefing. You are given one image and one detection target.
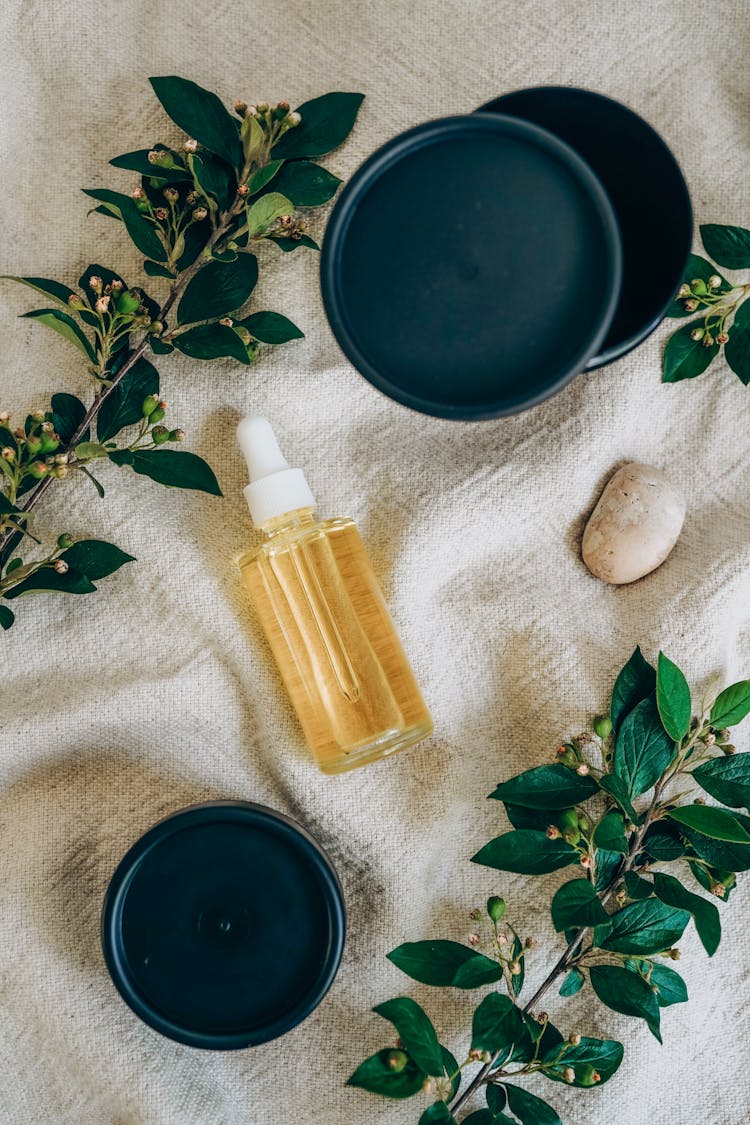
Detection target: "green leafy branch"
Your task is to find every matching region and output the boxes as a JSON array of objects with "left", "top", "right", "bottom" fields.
[
  {"left": 0, "top": 79, "right": 364, "bottom": 630},
  {"left": 662, "top": 223, "right": 750, "bottom": 383},
  {"left": 349, "top": 648, "right": 750, "bottom": 1124}
]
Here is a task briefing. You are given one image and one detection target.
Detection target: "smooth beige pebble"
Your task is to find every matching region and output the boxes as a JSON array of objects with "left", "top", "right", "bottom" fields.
[{"left": 582, "top": 462, "right": 686, "bottom": 584}]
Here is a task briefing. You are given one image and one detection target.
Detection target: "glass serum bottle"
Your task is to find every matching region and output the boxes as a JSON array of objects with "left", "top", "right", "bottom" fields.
[{"left": 237, "top": 417, "right": 433, "bottom": 775}]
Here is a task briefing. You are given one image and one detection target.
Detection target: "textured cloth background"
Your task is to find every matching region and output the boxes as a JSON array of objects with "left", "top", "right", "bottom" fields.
[{"left": 0, "top": 1, "right": 749, "bottom": 1123}]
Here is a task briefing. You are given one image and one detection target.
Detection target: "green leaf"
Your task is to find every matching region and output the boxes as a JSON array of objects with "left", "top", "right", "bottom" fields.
[
  {"left": 598, "top": 774, "right": 638, "bottom": 823},
  {"left": 3, "top": 565, "right": 96, "bottom": 599},
  {"left": 144, "top": 260, "right": 176, "bottom": 279},
  {"left": 502, "top": 804, "right": 564, "bottom": 832},
  {"left": 508, "top": 928, "right": 525, "bottom": 999},
  {"left": 50, "top": 392, "right": 88, "bottom": 444},
  {"left": 97, "top": 357, "right": 159, "bottom": 442},
  {"left": 150, "top": 337, "right": 175, "bottom": 355},
  {"left": 662, "top": 322, "right": 719, "bottom": 382},
  {"left": 613, "top": 696, "right": 675, "bottom": 798},
  {"left": 472, "top": 830, "right": 579, "bottom": 876},
  {"left": 346, "top": 1049, "right": 424, "bottom": 1099},
  {"left": 441, "top": 1046, "right": 461, "bottom": 1099},
  {"left": 471, "top": 993, "right": 516, "bottom": 1053},
  {"left": 592, "top": 811, "right": 628, "bottom": 854},
  {"left": 665, "top": 254, "right": 731, "bottom": 317},
  {"left": 0, "top": 605, "right": 15, "bottom": 630},
  {"left": 710, "top": 680, "right": 750, "bottom": 728},
  {"left": 559, "top": 968, "right": 585, "bottom": 996},
  {"left": 611, "top": 646, "right": 656, "bottom": 732},
  {"left": 624, "top": 871, "right": 653, "bottom": 900},
  {"left": 59, "top": 539, "right": 135, "bottom": 580},
  {"left": 692, "top": 754, "right": 750, "bottom": 809},
  {"left": 594, "top": 847, "right": 623, "bottom": 892},
  {"left": 550, "top": 879, "right": 608, "bottom": 931},
  {"left": 724, "top": 299, "right": 750, "bottom": 385},
  {"left": 373, "top": 998, "right": 443, "bottom": 1077},
  {"left": 680, "top": 811, "right": 750, "bottom": 871},
  {"left": 648, "top": 961, "right": 688, "bottom": 1007},
  {"left": 419, "top": 1104, "right": 456, "bottom": 1125},
  {"left": 190, "top": 151, "right": 234, "bottom": 210},
  {"left": 387, "top": 940, "right": 504, "bottom": 988},
  {"left": 589, "top": 965, "right": 661, "bottom": 1042},
  {"left": 247, "top": 159, "right": 284, "bottom": 195},
  {"left": 82, "top": 189, "right": 167, "bottom": 262},
  {"left": 172, "top": 323, "right": 253, "bottom": 365},
  {"left": 245, "top": 191, "right": 295, "bottom": 237},
  {"left": 149, "top": 76, "right": 243, "bottom": 169},
  {"left": 656, "top": 652, "right": 691, "bottom": 741},
  {"left": 269, "top": 159, "right": 342, "bottom": 206},
  {"left": 21, "top": 309, "right": 96, "bottom": 363},
  {"left": 666, "top": 803, "right": 750, "bottom": 843},
  {"left": 177, "top": 253, "right": 258, "bottom": 324},
  {"left": 2, "top": 275, "right": 77, "bottom": 306},
  {"left": 110, "top": 148, "right": 188, "bottom": 183},
  {"left": 541, "top": 1037, "right": 624, "bottom": 1087},
  {"left": 505, "top": 1084, "right": 562, "bottom": 1125},
  {"left": 700, "top": 223, "right": 750, "bottom": 269},
  {"left": 112, "top": 448, "right": 222, "bottom": 496},
  {"left": 74, "top": 442, "right": 108, "bottom": 462},
  {"left": 486, "top": 1086, "right": 507, "bottom": 1114},
  {"left": 272, "top": 92, "right": 364, "bottom": 159},
  {"left": 597, "top": 899, "right": 690, "bottom": 955},
  {"left": 236, "top": 311, "right": 304, "bottom": 344},
  {"left": 461, "top": 1113, "right": 497, "bottom": 1125},
  {"left": 268, "top": 233, "right": 319, "bottom": 252},
  {"left": 644, "top": 823, "right": 685, "bottom": 862},
  {"left": 489, "top": 765, "right": 598, "bottom": 810},
  {"left": 652, "top": 871, "right": 720, "bottom": 956}
]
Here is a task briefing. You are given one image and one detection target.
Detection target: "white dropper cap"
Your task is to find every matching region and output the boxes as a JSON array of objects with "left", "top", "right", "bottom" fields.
[{"left": 237, "top": 415, "right": 316, "bottom": 527}]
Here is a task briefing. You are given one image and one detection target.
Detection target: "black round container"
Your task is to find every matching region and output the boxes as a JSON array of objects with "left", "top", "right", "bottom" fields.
[
  {"left": 101, "top": 802, "right": 345, "bottom": 1049},
  {"left": 321, "top": 112, "right": 622, "bottom": 419},
  {"left": 477, "top": 87, "right": 693, "bottom": 368}
]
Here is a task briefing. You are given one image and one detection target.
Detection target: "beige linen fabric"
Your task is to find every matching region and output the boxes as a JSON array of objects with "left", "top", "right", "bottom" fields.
[{"left": 0, "top": 1, "right": 749, "bottom": 1122}]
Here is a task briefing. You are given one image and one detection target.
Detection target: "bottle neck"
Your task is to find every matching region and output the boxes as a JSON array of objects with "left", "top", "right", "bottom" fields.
[{"left": 258, "top": 506, "right": 317, "bottom": 539}]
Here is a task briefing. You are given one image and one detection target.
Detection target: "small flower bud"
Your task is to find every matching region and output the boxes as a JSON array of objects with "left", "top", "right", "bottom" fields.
[
  {"left": 245, "top": 105, "right": 259, "bottom": 117},
  {"left": 54, "top": 452, "right": 68, "bottom": 465},
  {"left": 237, "top": 327, "right": 252, "bottom": 344},
  {"left": 690, "top": 278, "right": 708, "bottom": 295},
  {"left": 537, "top": 1012, "right": 549, "bottom": 1024},
  {"left": 576, "top": 762, "right": 590, "bottom": 776},
  {"left": 163, "top": 186, "right": 180, "bottom": 203},
  {"left": 486, "top": 896, "right": 506, "bottom": 923},
  {"left": 469, "top": 908, "right": 482, "bottom": 921},
  {"left": 708, "top": 275, "right": 722, "bottom": 289},
  {"left": 67, "top": 294, "right": 85, "bottom": 310},
  {"left": 183, "top": 138, "right": 198, "bottom": 154},
  {"left": 219, "top": 317, "right": 234, "bottom": 327},
  {"left": 677, "top": 283, "right": 691, "bottom": 298},
  {"left": 234, "top": 100, "right": 248, "bottom": 116},
  {"left": 703, "top": 333, "right": 715, "bottom": 347},
  {"left": 95, "top": 295, "right": 110, "bottom": 314},
  {"left": 694, "top": 796, "right": 705, "bottom": 805},
  {"left": 149, "top": 321, "right": 164, "bottom": 336},
  {"left": 579, "top": 853, "right": 592, "bottom": 869},
  {"left": 53, "top": 464, "right": 68, "bottom": 479},
  {"left": 710, "top": 882, "right": 726, "bottom": 899},
  {"left": 88, "top": 275, "right": 103, "bottom": 293},
  {"left": 151, "top": 425, "right": 170, "bottom": 445},
  {"left": 563, "top": 1067, "right": 576, "bottom": 1084},
  {"left": 1, "top": 446, "right": 15, "bottom": 461},
  {"left": 256, "top": 102, "right": 269, "bottom": 113},
  {"left": 509, "top": 960, "right": 522, "bottom": 975},
  {"left": 568, "top": 1032, "right": 582, "bottom": 1046},
  {"left": 192, "top": 206, "right": 208, "bottom": 221},
  {"left": 723, "top": 743, "right": 736, "bottom": 755},
  {"left": 279, "top": 214, "right": 294, "bottom": 226},
  {"left": 467, "top": 932, "right": 480, "bottom": 947},
  {"left": 593, "top": 715, "right": 612, "bottom": 739},
  {"left": 690, "top": 327, "right": 705, "bottom": 343},
  {"left": 53, "top": 558, "right": 69, "bottom": 573},
  {"left": 288, "top": 110, "right": 301, "bottom": 126},
  {"left": 668, "top": 948, "right": 681, "bottom": 961},
  {"left": 422, "top": 1078, "right": 437, "bottom": 1096},
  {"left": 683, "top": 298, "right": 698, "bottom": 312},
  {"left": 468, "top": 1048, "right": 483, "bottom": 1062},
  {"left": 26, "top": 436, "right": 42, "bottom": 454},
  {"left": 717, "top": 332, "right": 729, "bottom": 344},
  {"left": 236, "top": 183, "right": 250, "bottom": 196},
  {"left": 142, "top": 394, "right": 159, "bottom": 417},
  {"left": 704, "top": 731, "right": 716, "bottom": 746},
  {"left": 276, "top": 100, "right": 290, "bottom": 112},
  {"left": 116, "top": 289, "right": 142, "bottom": 316},
  {"left": 386, "top": 1049, "right": 408, "bottom": 1072},
  {"left": 154, "top": 207, "right": 169, "bottom": 221},
  {"left": 168, "top": 428, "right": 185, "bottom": 442},
  {"left": 57, "top": 533, "right": 74, "bottom": 549},
  {"left": 28, "top": 460, "right": 47, "bottom": 478},
  {"left": 716, "top": 729, "right": 730, "bottom": 741},
  {"left": 524, "top": 936, "right": 537, "bottom": 949},
  {"left": 0, "top": 411, "right": 8, "bottom": 423},
  {"left": 546, "top": 824, "right": 561, "bottom": 839},
  {"left": 131, "top": 185, "right": 146, "bottom": 200},
  {"left": 186, "top": 191, "right": 199, "bottom": 205}
]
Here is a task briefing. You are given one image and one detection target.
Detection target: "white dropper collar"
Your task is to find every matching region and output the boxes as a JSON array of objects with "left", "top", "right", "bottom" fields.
[{"left": 237, "top": 415, "right": 316, "bottom": 527}]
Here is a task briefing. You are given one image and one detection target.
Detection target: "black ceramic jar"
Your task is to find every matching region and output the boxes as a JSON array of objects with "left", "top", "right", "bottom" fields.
[
  {"left": 101, "top": 802, "right": 345, "bottom": 1049},
  {"left": 320, "top": 87, "right": 692, "bottom": 420}
]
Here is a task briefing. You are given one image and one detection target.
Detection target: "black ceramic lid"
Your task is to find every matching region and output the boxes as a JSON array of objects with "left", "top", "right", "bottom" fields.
[
  {"left": 101, "top": 802, "right": 345, "bottom": 1049},
  {"left": 321, "top": 113, "right": 622, "bottom": 419}
]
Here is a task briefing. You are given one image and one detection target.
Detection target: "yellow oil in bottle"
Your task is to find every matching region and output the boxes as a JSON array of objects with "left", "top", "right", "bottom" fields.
[{"left": 239, "top": 508, "right": 433, "bottom": 774}]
